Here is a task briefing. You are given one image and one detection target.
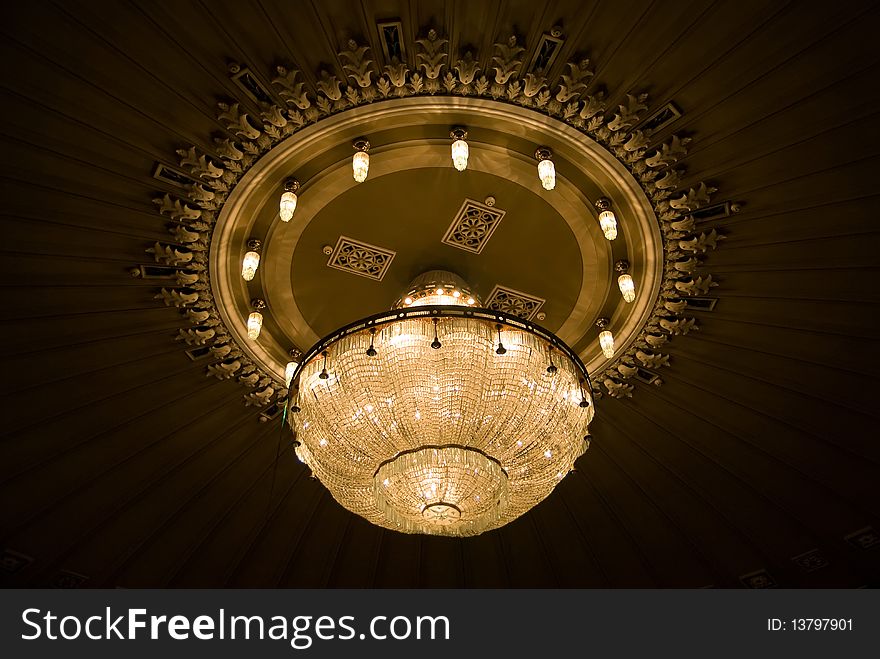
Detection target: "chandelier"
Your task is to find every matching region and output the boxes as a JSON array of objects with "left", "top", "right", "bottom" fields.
[{"left": 287, "top": 271, "right": 594, "bottom": 536}]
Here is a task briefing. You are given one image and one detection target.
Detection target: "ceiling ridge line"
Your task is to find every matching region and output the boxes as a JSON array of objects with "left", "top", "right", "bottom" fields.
[
  {"left": 2, "top": 132, "right": 173, "bottom": 193},
  {"left": 678, "top": 59, "right": 880, "bottom": 160},
  {"left": 0, "top": 322, "right": 184, "bottom": 357},
  {"left": 4, "top": 346, "right": 195, "bottom": 398},
  {"left": 0, "top": 383, "right": 246, "bottom": 554},
  {"left": 679, "top": 333, "right": 880, "bottom": 393},
  {"left": 618, "top": 384, "right": 880, "bottom": 556},
  {"left": 588, "top": 423, "right": 752, "bottom": 586},
  {"left": 2, "top": 86, "right": 175, "bottom": 163},
  {"left": 0, "top": 359, "right": 230, "bottom": 445},
  {"left": 657, "top": 4, "right": 877, "bottom": 133},
  {"left": 642, "top": 1, "right": 796, "bottom": 108},
  {"left": 693, "top": 292, "right": 880, "bottom": 305},
  {"left": 680, "top": 106, "right": 880, "bottom": 184},
  {"left": 0, "top": 305, "right": 182, "bottom": 323},
  {"left": 706, "top": 264, "right": 880, "bottom": 274},
  {"left": 130, "top": 0, "right": 263, "bottom": 101},
  {"left": 706, "top": 228, "right": 880, "bottom": 251},
  {"left": 606, "top": 1, "right": 719, "bottom": 109},
  {"left": 571, "top": 467, "right": 661, "bottom": 586},
  {"left": 319, "top": 515, "right": 355, "bottom": 588},
  {"left": 274, "top": 488, "right": 335, "bottom": 588},
  {"left": 1, "top": 32, "right": 219, "bottom": 153},
  {"left": 98, "top": 417, "right": 280, "bottom": 586},
  {"left": 162, "top": 439, "right": 307, "bottom": 586},
  {"left": 29, "top": 392, "right": 264, "bottom": 587},
  {"left": 695, "top": 151, "right": 880, "bottom": 200},
  {"left": 553, "top": 486, "right": 612, "bottom": 586},
  {"left": 650, "top": 368, "right": 880, "bottom": 475},
  {"left": 583, "top": 431, "right": 726, "bottom": 585},
  {"left": 0, "top": 181, "right": 176, "bottom": 219},
  {"left": 526, "top": 513, "right": 562, "bottom": 588},
  {"left": 586, "top": 0, "right": 656, "bottom": 89},
  {"left": 51, "top": 0, "right": 240, "bottom": 125},
  {"left": 658, "top": 353, "right": 880, "bottom": 435},
  {"left": 595, "top": 407, "right": 828, "bottom": 585},
  {"left": 679, "top": 313, "right": 879, "bottom": 343}
]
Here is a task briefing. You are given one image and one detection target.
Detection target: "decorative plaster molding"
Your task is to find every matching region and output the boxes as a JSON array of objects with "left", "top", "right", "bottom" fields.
[{"left": 136, "top": 28, "right": 730, "bottom": 412}]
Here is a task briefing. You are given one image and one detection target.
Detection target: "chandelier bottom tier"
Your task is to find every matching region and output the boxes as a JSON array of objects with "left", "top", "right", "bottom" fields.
[{"left": 289, "top": 273, "right": 594, "bottom": 537}]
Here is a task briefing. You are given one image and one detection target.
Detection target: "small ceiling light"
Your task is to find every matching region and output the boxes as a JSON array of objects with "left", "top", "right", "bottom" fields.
[
  {"left": 279, "top": 179, "right": 300, "bottom": 222},
  {"left": 241, "top": 238, "right": 262, "bottom": 282},
  {"left": 285, "top": 348, "right": 301, "bottom": 388},
  {"left": 450, "top": 127, "right": 469, "bottom": 171},
  {"left": 595, "top": 197, "right": 618, "bottom": 240},
  {"left": 352, "top": 139, "right": 370, "bottom": 183},
  {"left": 247, "top": 298, "right": 266, "bottom": 340},
  {"left": 404, "top": 296, "right": 413, "bottom": 305},
  {"left": 535, "top": 147, "right": 556, "bottom": 190},
  {"left": 467, "top": 297, "right": 475, "bottom": 305},
  {"left": 615, "top": 260, "right": 636, "bottom": 303},
  {"left": 596, "top": 317, "right": 614, "bottom": 358}
]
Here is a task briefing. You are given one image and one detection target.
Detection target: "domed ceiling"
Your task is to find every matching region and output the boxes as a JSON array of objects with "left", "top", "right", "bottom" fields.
[{"left": 1, "top": 0, "right": 878, "bottom": 587}]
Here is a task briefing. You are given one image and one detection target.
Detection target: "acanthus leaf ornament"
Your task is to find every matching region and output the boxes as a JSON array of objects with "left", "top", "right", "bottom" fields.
[{"left": 339, "top": 39, "right": 375, "bottom": 88}]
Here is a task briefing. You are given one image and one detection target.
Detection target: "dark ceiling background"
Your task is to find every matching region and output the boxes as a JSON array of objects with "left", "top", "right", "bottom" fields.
[{"left": 1, "top": 0, "right": 879, "bottom": 587}]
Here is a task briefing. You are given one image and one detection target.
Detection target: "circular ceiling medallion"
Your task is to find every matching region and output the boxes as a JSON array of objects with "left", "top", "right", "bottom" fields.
[{"left": 138, "top": 37, "right": 727, "bottom": 412}]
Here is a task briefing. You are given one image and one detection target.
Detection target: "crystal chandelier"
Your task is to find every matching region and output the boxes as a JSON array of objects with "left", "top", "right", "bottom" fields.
[{"left": 287, "top": 271, "right": 594, "bottom": 536}]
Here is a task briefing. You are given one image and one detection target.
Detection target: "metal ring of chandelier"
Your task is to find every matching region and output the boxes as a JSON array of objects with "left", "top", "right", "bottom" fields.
[{"left": 286, "top": 305, "right": 593, "bottom": 395}]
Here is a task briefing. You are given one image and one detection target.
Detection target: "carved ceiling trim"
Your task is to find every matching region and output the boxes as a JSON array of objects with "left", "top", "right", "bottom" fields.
[{"left": 135, "top": 28, "right": 732, "bottom": 414}]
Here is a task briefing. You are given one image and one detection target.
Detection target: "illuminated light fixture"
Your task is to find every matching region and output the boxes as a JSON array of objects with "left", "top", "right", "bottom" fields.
[
  {"left": 287, "top": 270, "right": 594, "bottom": 537},
  {"left": 595, "top": 197, "right": 618, "bottom": 240},
  {"left": 241, "top": 238, "right": 262, "bottom": 282},
  {"left": 247, "top": 298, "right": 266, "bottom": 340},
  {"left": 279, "top": 179, "right": 300, "bottom": 222},
  {"left": 450, "top": 127, "right": 469, "bottom": 171},
  {"left": 352, "top": 139, "right": 370, "bottom": 183},
  {"left": 535, "top": 147, "right": 556, "bottom": 190},
  {"left": 615, "top": 259, "right": 636, "bottom": 303},
  {"left": 596, "top": 317, "right": 615, "bottom": 358},
  {"left": 285, "top": 348, "right": 301, "bottom": 388}
]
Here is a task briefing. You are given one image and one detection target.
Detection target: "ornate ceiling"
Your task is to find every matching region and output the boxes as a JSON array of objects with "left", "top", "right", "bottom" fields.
[{"left": 1, "top": 0, "right": 879, "bottom": 587}]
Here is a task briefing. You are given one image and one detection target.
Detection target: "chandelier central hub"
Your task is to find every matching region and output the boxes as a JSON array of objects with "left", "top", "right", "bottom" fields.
[{"left": 375, "top": 445, "right": 509, "bottom": 533}]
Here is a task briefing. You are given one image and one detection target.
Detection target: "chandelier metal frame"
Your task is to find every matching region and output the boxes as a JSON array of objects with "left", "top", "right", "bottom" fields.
[{"left": 285, "top": 304, "right": 594, "bottom": 401}]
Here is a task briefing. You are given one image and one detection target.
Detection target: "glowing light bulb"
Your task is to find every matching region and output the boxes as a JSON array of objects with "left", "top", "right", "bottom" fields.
[
  {"left": 618, "top": 273, "right": 636, "bottom": 303},
  {"left": 404, "top": 296, "right": 413, "bottom": 305},
  {"left": 452, "top": 290, "right": 461, "bottom": 298},
  {"left": 285, "top": 361, "right": 297, "bottom": 387},
  {"left": 279, "top": 191, "right": 297, "bottom": 222},
  {"left": 599, "top": 209, "right": 617, "bottom": 240},
  {"left": 467, "top": 297, "right": 475, "bottom": 305},
  {"left": 247, "top": 311, "right": 263, "bottom": 340},
  {"left": 451, "top": 138, "right": 469, "bottom": 171},
  {"left": 537, "top": 158, "right": 556, "bottom": 190},
  {"left": 352, "top": 150, "right": 369, "bottom": 183},
  {"left": 599, "top": 329, "right": 615, "bottom": 358},
  {"left": 319, "top": 438, "right": 328, "bottom": 447},
  {"left": 544, "top": 449, "right": 552, "bottom": 458},
  {"left": 241, "top": 250, "right": 260, "bottom": 281},
  {"left": 436, "top": 288, "right": 444, "bottom": 295}
]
